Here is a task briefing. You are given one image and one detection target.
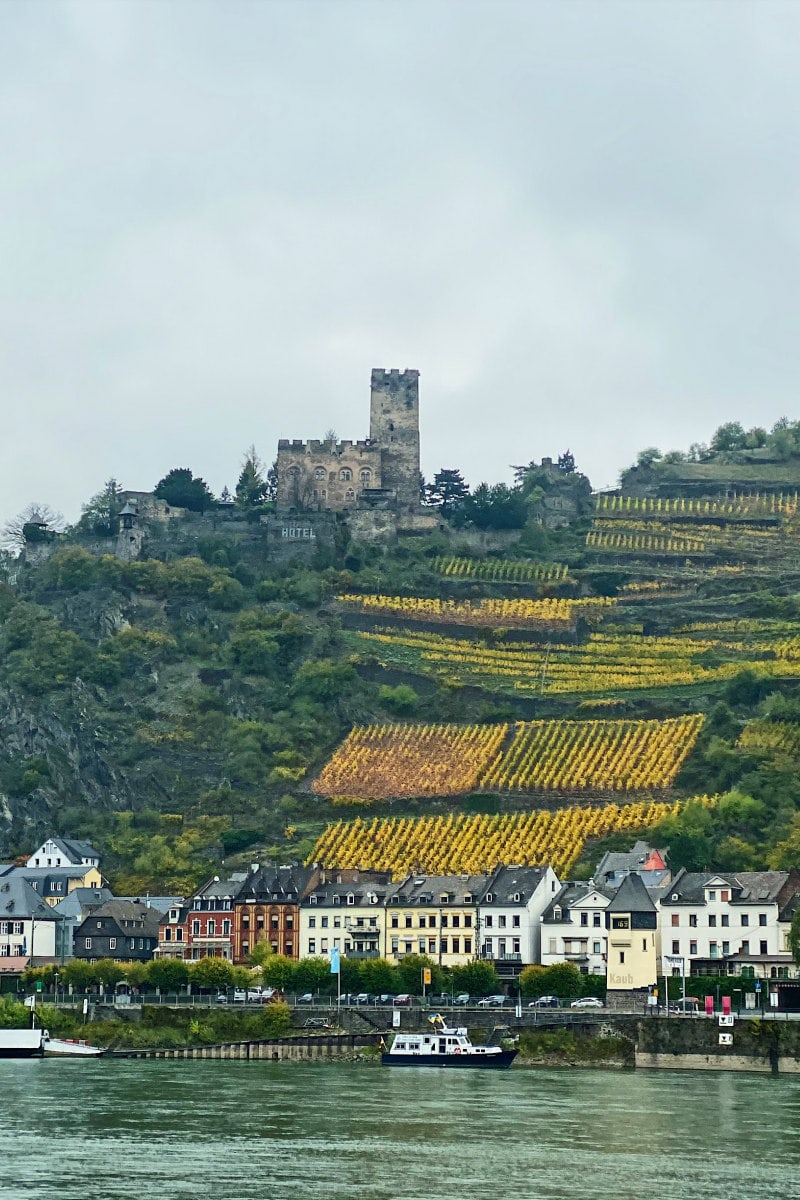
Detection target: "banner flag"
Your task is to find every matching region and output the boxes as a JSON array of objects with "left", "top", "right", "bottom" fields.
[{"left": 329, "top": 947, "right": 340, "bottom": 974}]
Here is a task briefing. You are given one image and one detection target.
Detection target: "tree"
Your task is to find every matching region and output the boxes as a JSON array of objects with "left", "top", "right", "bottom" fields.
[
  {"left": 426, "top": 469, "right": 469, "bottom": 517},
  {"left": 148, "top": 958, "right": 189, "bottom": 992},
  {"left": 557, "top": 449, "right": 576, "bottom": 474},
  {"left": 235, "top": 445, "right": 269, "bottom": 510},
  {"left": 519, "top": 962, "right": 582, "bottom": 998},
  {"left": 710, "top": 421, "right": 746, "bottom": 454},
  {"left": 1, "top": 503, "right": 65, "bottom": 553},
  {"left": 79, "top": 478, "right": 124, "bottom": 537},
  {"left": 450, "top": 960, "right": 500, "bottom": 997},
  {"left": 190, "top": 957, "right": 234, "bottom": 992},
  {"left": 153, "top": 468, "right": 215, "bottom": 512},
  {"left": 359, "top": 958, "right": 398, "bottom": 995},
  {"left": 248, "top": 940, "right": 274, "bottom": 968},
  {"left": 636, "top": 447, "right": 662, "bottom": 469},
  {"left": 259, "top": 954, "right": 296, "bottom": 991},
  {"left": 789, "top": 908, "right": 800, "bottom": 966},
  {"left": 394, "top": 953, "right": 444, "bottom": 995},
  {"left": 292, "top": 956, "right": 334, "bottom": 995},
  {"left": 461, "top": 483, "right": 527, "bottom": 530}
]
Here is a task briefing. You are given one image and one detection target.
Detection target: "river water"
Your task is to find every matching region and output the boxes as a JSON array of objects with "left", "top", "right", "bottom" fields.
[{"left": 1, "top": 1060, "right": 799, "bottom": 1200}]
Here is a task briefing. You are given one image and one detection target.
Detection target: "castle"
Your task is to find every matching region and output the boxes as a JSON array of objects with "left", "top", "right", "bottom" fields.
[{"left": 275, "top": 369, "right": 437, "bottom": 535}]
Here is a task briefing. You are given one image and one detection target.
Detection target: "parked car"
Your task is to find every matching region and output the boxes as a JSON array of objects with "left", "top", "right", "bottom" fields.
[
  {"left": 247, "top": 987, "right": 265, "bottom": 1002},
  {"left": 296, "top": 993, "right": 315, "bottom": 1004},
  {"left": 452, "top": 993, "right": 471, "bottom": 1006},
  {"left": 477, "top": 994, "right": 507, "bottom": 1007},
  {"left": 393, "top": 994, "right": 414, "bottom": 1007},
  {"left": 670, "top": 998, "right": 701, "bottom": 1016},
  {"left": 214, "top": 992, "right": 228, "bottom": 1004},
  {"left": 373, "top": 994, "right": 396, "bottom": 1006},
  {"left": 232, "top": 988, "right": 247, "bottom": 1003},
  {"left": 353, "top": 993, "right": 372, "bottom": 1006},
  {"left": 570, "top": 997, "right": 604, "bottom": 1009},
  {"left": 529, "top": 995, "right": 560, "bottom": 1008}
]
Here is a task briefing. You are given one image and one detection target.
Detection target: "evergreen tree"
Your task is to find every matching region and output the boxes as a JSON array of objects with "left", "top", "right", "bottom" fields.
[
  {"left": 153, "top": 468, "right": 215, "bottom": 512},
  {"left": 235, "top": 445, "right": 269, "bottom": 509},
  {"left": 426, "top": 468, "right": 469, "bottom": 516},
  {"left": 79, "top": 478, "right": 124, "bottom": 537}
]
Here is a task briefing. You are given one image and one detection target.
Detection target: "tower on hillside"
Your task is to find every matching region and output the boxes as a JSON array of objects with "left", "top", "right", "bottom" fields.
[{"left": 369, "top": 369, "right": 421, "bottom": 511}]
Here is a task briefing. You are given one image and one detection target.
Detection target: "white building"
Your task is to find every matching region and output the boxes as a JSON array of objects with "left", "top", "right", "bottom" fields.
[
  {"left": 540, "top": 881, "right": 611, "bottom": 975},
  {"left": 0, "top": 874, "right": 58, "bottom": 964},
  {"left": 299, "top": 872, "right": 390, "bottom": 961},
  {"left": 477, "top": 865, "right": 561, "bottom": 967},
  {"left": 26, "top": 837, "right": 100, "bottom": 870},
  {"left": 659, "top": 869, "right": 800, "bottom": 980}
]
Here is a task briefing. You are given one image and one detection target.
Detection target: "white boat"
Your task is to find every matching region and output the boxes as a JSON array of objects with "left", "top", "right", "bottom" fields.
[
  {"left": 42, "top": 1032, "right": 105, "bottom": 1057},
  {"left": 382, "top": 1015, "right": 517, "bottom": 1069},
  {"left": 0, "top": 1029, "right": 44, "bottom": 1058}
]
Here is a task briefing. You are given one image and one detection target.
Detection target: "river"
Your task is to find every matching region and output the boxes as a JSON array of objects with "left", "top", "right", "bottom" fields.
[{"left": 1, "top": 1060, "right": 799, "bottom": 1200}]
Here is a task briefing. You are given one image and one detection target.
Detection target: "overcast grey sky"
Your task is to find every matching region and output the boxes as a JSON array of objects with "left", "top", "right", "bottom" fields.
[{"left": 2, "top": 0, "right": 799, "bottom": 527}]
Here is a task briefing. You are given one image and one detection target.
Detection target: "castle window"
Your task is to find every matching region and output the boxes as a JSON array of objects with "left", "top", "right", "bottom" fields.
[
  {"left": 360, "top": 469, "right": 371, "bottom": 484},
  {"left": 340, "top": 468, "right": 352, "bottom": 482},
  {"left": 314, "top": 467, "right": 326, "bottom": 480},
  {"left": 346, "top": 488, "right": 355, "bottom": 502}
]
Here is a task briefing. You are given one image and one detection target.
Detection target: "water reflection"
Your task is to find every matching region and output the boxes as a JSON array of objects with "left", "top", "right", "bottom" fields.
[{"left": 0, "top": 1060, "right": 798, "bottom": 1200}]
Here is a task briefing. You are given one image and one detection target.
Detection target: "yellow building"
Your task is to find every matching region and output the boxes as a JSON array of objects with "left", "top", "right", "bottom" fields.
[
  {"left": 385, "top": 874, "right": 488, "bottom": 968},
  {"left": 605, "top": 874, "right": 658, "bottom": 1011}
]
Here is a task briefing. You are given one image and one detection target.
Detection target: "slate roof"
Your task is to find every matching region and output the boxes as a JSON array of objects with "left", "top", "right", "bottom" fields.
[
  {"left": 0, "top": 874, "right": 57, "bottom": 921},
  {"left": 237, "top": 863, "right": 316, "bottom": 903},
  {"left": 52, "top": 887, "right": 114, "bottom": 919},
  {"left": 386, "top": 873, "right": 492, "bottom": 906},
  {"left": 479, "top": 865, "right": 549, "bottom": 905},
  {"left": 541, "top": 880, "right": 612, "bottom": 922},
  {"left": 79, "top": 899, "right": 163, "bottom": 936},
  {"left": 660, "top": 870, "right": 796, "bottom": 908},
  {"left": 606, "top": 873, "right": 657, "bottom": 914},
  {"left": 305, "top": 875, "right": 392, "bottom": 907},
  {"left": 53, "top": 838, "right": 99, "bottom": 862}
]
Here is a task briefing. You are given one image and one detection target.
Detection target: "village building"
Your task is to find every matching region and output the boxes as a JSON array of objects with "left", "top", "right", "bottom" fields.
[
  {"left": 299, "top": 870, "right": 391, "bottom": 962},
  {"left": 604, "top": 874, "right": 658, "bottom": 1011},
  {"left": 233, "top": 863, "right": 316, "bottom": 964},
  {"left": 540, "top": 881, "right": 612, "bottom": 976},
  {"left": 384, "top": 874, "right": 489, "bottom": 969},
  {"left": 2, "top": 863, "right": 104, "bottom": 907},
  {"left": 0, "top": 874, "right": 58, "bottom": 974},
  {"left": 659, "top": 869, "right": 800, "bottom": 982},
  {"left": 477, "top": 865, "right": 561, "bottom": 973},
  {"left": 25, "top": 837, "right": 100, "bottom": 871},
  {"left": 73, "top": 899, "right": 162, "bottom": 963}
]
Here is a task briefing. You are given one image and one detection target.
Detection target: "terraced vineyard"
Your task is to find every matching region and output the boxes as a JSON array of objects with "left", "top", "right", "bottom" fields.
[
  {"left": 337, "top": 593, "right": 612, "bottom": 632},
  {"left": 432, "top": 556, "right": 569, "bottom": 583},
  {"left": 312, "top": 715, "right": 704, "bottom": 800},
  {"left": 738, "top": 720, "right": 800, "bottom": 758},
  {"left": 312, "top": 722, "right": 508, "bottom": 800},
  {"left": 352, "top": 620, "right": 800, "bottom": 697},
  {"left": 308, "top": 798, "right": 715, "bottom": 878}
]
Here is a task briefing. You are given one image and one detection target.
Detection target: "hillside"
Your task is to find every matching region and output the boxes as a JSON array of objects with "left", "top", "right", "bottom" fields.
[{"left": 2, "top": 449, "right": 800, "bottom": 890}]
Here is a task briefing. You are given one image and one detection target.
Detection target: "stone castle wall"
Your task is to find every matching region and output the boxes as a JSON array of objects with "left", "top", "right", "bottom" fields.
[{"left": 275, "top": 439, "right": 383, "bottom": 512}]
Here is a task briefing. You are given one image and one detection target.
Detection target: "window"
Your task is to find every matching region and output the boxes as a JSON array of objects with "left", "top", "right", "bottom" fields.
[
  {"left": 721, "top": 890, "right": 729, "bottom": 902},
  {"left": 760, "top": 940, "right": 768, "bottom": 954},
  {"left": 619, "top": 952, "right": 625, "bottom": 964},
  {"left": 440, "top": 915, "right": 448, "bottom": 928},
  {"left": 428, "top": 915, "right": 436, "bottom": 928},
  {"left": 391, "top": 937, "right": 398, "bottom": 953},
  {"left": 581, "top": 912, "right": 589, "bottom": 927},
  {"left": 176, "top": 929, "right": 183, "bottom": 941},
  {"left": 164, "top": 929, "right": 172, "bottom": 942},
  {"left": 85, "top": 938, "right": 92, "bottom": 950},
  {"left": 671, "top": 914, "right": 679, "bottom": 927},
  {"left": 452, "top": 915, "right": 460, "bottom": 928},
  {"left": 308, "top": 940, "right": 316, "bottom": 954},
  {"left": 360, "top": 468, "right": 371, "bottom": 483},
  {"left": 741, "top": 914, "right": 749, "bottom": 927},
  {"left": 419, "top": 916, "right": 426, "bottom": 928},
  {"left": 452, "top": 937, "right": 460, "bottom": 954},
  {"left": 314, "top": 467, "right": 326, "bottom": 480},
  {"left": 485, "top": 916, "right": 493, "bottom": 929},
  {"left": 512, "top": 915, "right": 520, "bottom": 928},
  {"left": 721, "top": 915, "right": 729, "bottom": 928},
  {"left": 309, "top": 917, "right": 316, "bottom": 929},
  {"left": 321, "top": 939, "right": 328, "bottom": 952},
  {"left": 642, "top": 939, "right": 647, "bottom": 952},
  {"left": 109, "top": 938, "right": 117, "bottom": 950},
  {"left": 192, "top": 921, "right": 200, "bottom": 936},
  {"left": 690, "top": 940, "right": 697, "bottom": 955},
  {"left": 593, "top": 941, "right": 601, "bottom": 954},
  {"left": 464, "top": 915, "right": 472, "bottom": 928},
  {"left": 741, "top": 940, "right": 749, "bottom": 954},
  {"left": 418, "top": 938, "right": 426, "bottom": 954},
  {"left": 405, "top": 915, "right": 412, "bottom": 928},
  {"left": 689, "top": 914, "right": 698, "bottom": 927},
  {"left": 708, "top": 891, "right": 716, "bottom": 901},
  {"left": 391, "top": 915, "right": 398, "bottom": 928},
  {"left": 593, "top": 913, "right": 601, "bottom": 928},
  {"left": 346, "top": 893, "right": 355, "bottom": 906},
  {"left": 759, "top": 914, "right": 767, "bottom": 927},
  {"left": 710, "top": 942, "right": 718, "bottom": 958},
  {"left": 463, "top": 938, "right": 472, "bottom": 954},
  {"left": 498, "top": 915, "right": 507, "bottom": 929},
  {"left": 722, "top": 941, "right": 730, "bottom": 955},
  {"left": 223, "top": 920, "right": 230, "bottom": 936},
  {"left": 207, "top": 920, "right": 216, "bottom": 936},
  {"left": 345, "top": 488, "right": 355, "bottom": 501},
  {"left": 339, "top": 468, "right": 352, "bottom": 481},
  {"left": 708, "top": 915, "right": 716, "bottom": 928},
  {"left": 672, "top": 940, "right": 680, "bottom": 954}
]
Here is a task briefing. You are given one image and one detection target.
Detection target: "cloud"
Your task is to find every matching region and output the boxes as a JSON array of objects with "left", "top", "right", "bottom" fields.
[{"left": 1, "top": 0, "right": 799, "bottom": 525}]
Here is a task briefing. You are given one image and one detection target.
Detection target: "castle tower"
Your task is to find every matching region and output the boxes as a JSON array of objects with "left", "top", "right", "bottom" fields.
[{"left": 369, "top": 369, "right": 420, "bottom": 510}]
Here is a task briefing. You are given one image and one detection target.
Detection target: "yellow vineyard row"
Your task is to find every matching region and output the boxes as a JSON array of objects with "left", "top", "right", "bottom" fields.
[
  {"left": 337, "top": 594, "right": 614, "bottom": 630},
  {"left": 312, "top": 715, "right": 704, "bottom": 800},
  {"left": 308, "top": 798, "right": 716, "bottom": 879},
  {"left": 432, "top": 556, "right": 569, "bottom": 583}
]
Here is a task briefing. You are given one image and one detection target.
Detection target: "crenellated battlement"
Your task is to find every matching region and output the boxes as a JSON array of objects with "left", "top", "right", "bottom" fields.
[{"left": 277, "top": 438, "right": 378, "bottom": 456}]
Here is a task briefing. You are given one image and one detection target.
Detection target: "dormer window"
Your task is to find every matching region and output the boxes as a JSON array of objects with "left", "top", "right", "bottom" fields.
[
  {"left": 464, "top": 894, "right": 473, "bottom": 904},
  {"left": 309, "top": 895, "right": 318, "bottom": 905},
  {"left": 513, "top": 893, "right": 521, "bottom": 903},
  {"left": 333, "top": 895, "right": 341, "bottom": 905},
  {"left": 553, "top": 906, "right": 561, "bottom": 920},
  {"left": 346, "top": 893, "right": 355, "bottom": 905},
  {"left": 485, "top": 893, "right": 493, "bottom": 904}
]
